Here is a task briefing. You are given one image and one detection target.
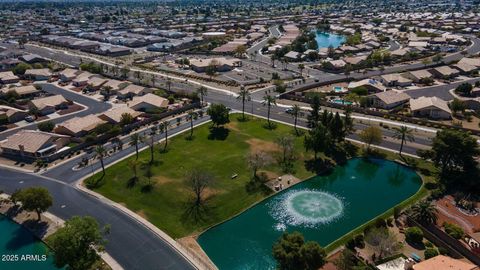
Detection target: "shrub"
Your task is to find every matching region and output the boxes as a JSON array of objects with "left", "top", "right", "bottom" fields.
[
  {"left": 37, "top": 121, "right": 55, "bottom": 132},
  {"left": 443, "top": 222, "right": 464, "bottom": 239},
  {"left": 393, "top": 206, "right": 402, "bottom": 220},
  {"left": 374, "top": 218, "right": 387, "bottom": 228},
  {"left": 438, "top": 246, "right": 449, "bottom": 255},
  {"left": 405, "top": 227, "right": 423, "bottom": 244},
  {"left": 424, "top": 248, "right": 439, "bottom": 259},
  {"left": 354, "top": 234, "right": 365, "bottom": 248}
]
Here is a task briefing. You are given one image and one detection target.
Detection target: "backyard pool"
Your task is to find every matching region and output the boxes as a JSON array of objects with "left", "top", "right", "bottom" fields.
[
  {"left": 0, "top": 215, "right": 59, "bottom": 270},
  {"left": 331, "top": 99, "right": 353, "bottom": 105},
  {"left": 198, "top": 158, "right": 422, "bottom": 270},
  {"left": 314, "top": 31, "right": 345, "bottom": 48}
]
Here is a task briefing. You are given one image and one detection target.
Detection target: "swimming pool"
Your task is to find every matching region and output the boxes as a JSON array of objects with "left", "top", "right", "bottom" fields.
[{"left": 314, "top": 31, "right": 346, "bottom": 49}]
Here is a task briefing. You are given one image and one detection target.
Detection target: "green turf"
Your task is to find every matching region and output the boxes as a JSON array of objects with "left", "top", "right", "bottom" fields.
[{"left": 86, "top": 114, "right": 315, "bottom": 238}]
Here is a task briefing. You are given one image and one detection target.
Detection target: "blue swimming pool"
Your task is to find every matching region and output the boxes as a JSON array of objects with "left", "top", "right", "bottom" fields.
[{"left": 314, "top": 31, "right": 345, "bottom": 49}]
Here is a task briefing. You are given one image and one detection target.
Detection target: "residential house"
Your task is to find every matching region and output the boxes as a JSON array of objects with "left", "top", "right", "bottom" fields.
[
  {"left": 54, "top": 114, "right": 106, "bottom": 137},
  {"left": 99, "top": 106, "right": 141, "bottom": 124},
  {"left": 8, "top": 85, "right": 40, "bottom": 97},
  {"left": 0, "top": 130, "right": 70, "bottom": 160},
  {"left": 410, "top": 96, "right": 452, "bottom": 119},
  {"left": 370, "top": 91, "right": 411, "bottom": 109},
  {"left": 28, "top": 95, "right": 68, "bottom": 115},
  {"left": 404, "top": 69, "right": 434, "bottom": 83},
  {"left": 380, "top": 73, "right": 413, "bottom": 87},
  {"left": 24, "top": 68, "right": 52, "bottom": 81},
  {"left": 429, "top": 66, "right": 460, "bottom": 79},
  {"left": 117, "top": 84, "right": 151, "bottom": 99},
  {"left": 0, "top": 71, "right": 20, "bottom": 84},
  {"left": 189, "top": 57, "right": 242, "bottom": 73},
  {"left": 348, "top": 79, "right": 386, "bottom": 93},
  {"left": 19, "top": 54, "right": 48, "bottom": 64},
  {"left": 128, "top": 93, "right": 169, "bottom": 112},
  {"left": 72, "top": 71, "right": 94, "bottom": 87},
  {"left": 59, "top": 68, "right": 80, "bottom": 82},
  {"left": 0, "top": 105, "right": 28, "bottom": 123}
]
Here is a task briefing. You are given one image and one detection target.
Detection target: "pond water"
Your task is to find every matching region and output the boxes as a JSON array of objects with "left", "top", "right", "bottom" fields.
[
  {"left": 198, "top": 158, "right": 421, "bottom": 270},
  {"left": 315, "top": 31, "right": 345, "bottom": 48},
  {"left": 0, "top": 215, "right": 59, "bottom": 270}
]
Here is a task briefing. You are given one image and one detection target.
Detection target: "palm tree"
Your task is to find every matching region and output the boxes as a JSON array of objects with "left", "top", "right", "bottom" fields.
[
  {"left": 263, "top": 92, "right": 277, "bottom": 128},
  {"left": 150, "top": 74, "right": 155, "bottom": 87},
  {"left": 129, "top": 133, "right": 143, "bottom": 160},
  {"left": 166, "top": 78, "right": 172, "bottom": 92},
  {"left": 236, "top": 86, "right": 251, "bottom": 120},
  {"left": 410, "top": 200, "right": 438, "bottom": 225},
  {"left": 160, "top": 121, "right": 169, "bottom": 152},
  {"left": 128, "top": 159, "right": 138, "bottom": 180},
  {"left": 197, "top": 86, "right": 208, "bottom": 106},
  {"left": 392, "top": 126, "right": 415, "bottom": 156},
  {"left": 291, "top": 104, "right": 301, "bottom": 135},
  {"left": 298, "top": 63, "right": 305, "bottom": 77},
  {"left": 188, "top": 111, "right": 197, "bottom": 138},
  {"left": 95, "top": 145, "right": 107, "bottom": 178}
]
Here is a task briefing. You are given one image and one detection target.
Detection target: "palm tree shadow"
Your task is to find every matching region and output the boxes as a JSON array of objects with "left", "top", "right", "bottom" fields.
[
  {"left": 207, "top": 127, "right": 229, "bottom": 140},
  {"left": 126, "top": 177, "right": 138, "bottom": 188}
]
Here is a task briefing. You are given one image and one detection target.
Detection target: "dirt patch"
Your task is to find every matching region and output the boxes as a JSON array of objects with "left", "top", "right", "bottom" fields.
[
  {"left": 246, "top": 138, "right": 280, "bottom": 153},
  {"left": 177, "top": 236, "right": 217, "bottom": 270},
  {"left": 153, "top": 175, "right": 174, "bottom": 185},
  {"left": 136, "top": 210, "right": 148, "bottom": 219},
  {"left": 260, "top": 170, "right": 280, "bottom": 180},
  {"left": 225, "top": 121, "right": 240, "bottom": 132}
]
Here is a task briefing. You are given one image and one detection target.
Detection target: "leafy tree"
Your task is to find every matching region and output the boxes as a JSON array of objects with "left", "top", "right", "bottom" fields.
[
  {"left": 207, "top": 103, "right": 230, "bottom": 127},
  {"left": 359, "top": 126, "right": 382, "bottom": 152},
  {"left": 392, "top": 126, "right": 414, "bottom": 156},
  {"left": 443, "top": 222, "right": 464, "bottom": 239},
  {"left": 432, "top": 54, "right": 443, "bottom": 64},
  {"left": 15, "top": 187, "right": 52, "bottom": 221},
  {"left": 405, "top": 226, "right": 423, "bottom": 244},
  {"left": 263, "top": 93, "right": 277, "bottom": 128},
  {"left": 455, "top": 83, "right": 473, "bottom": 96},
  {"left": 343, "top": 106, "right": 354, "bottom": 135},
  {"left": 298, "top": 63, "right": 305, "bottom": 77},
  {"left": 272, "top": 231, "right": 326, "bottom": 270},
  {"left": 419, "top": 129, "right": 479, "bottom": 177},
  {"left": 120, "top": 113, "right": 134, "bottom": 127},
  {"left": 185, "top": 168, "right": 213, "bottom": 207},
  {"left": 37, "top": 121, "right": 55, "bottom": 132},
  {"left": 304, "top": 124, "right": 330, "bottom": 160},
  {"left": 129, "top": 133, "right": 143, "bottom": 160},
  {"left": 236, "top": 86, "right": 251, "bottom": 120},
  {"left": 409, "top": 200, "right": 438, "bottom": 225},
  {"left": 49, "top": 216, "right": 106, "bottom": 270},
  {"left": 330, "top": 112, "right": 345, "bottom": 142},
  {"left": 307, "top": 95, "right": 321, "bottom": 128},
  {"left": 424, "top": 248, "right": 439, "bottom": 259},
  {"left": 13, "top": 63, "right": 32, "bottom": 75},
  {"left": 334, "top": 249, "right": 358, "bottom": 270},
  {"left": 450, "top": 98, "right": 466, "bottom": 115}
]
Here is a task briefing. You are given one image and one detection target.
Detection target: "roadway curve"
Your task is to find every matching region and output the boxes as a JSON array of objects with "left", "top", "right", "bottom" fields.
[{"left": 0, "top": 168, "right": 196, "bottom": 270}]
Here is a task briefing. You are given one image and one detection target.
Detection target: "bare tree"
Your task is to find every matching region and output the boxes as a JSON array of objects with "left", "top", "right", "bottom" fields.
[
  {"left": 275, "top": 135, "right": 295, "bottom": 172},
  {"left": 365, "top": 227, "right": 402, "bottom": 259},
  {"left": 247, "top": 151, "right": 271, "bottom": 179},
  {"left": 185, "top": 169, "right": 213, "bottom": 207}
]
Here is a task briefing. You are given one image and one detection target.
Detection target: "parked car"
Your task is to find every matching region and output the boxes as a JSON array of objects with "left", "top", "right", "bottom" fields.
[{"left": 25, "top": 115, "right": 35, "bottom": 122}]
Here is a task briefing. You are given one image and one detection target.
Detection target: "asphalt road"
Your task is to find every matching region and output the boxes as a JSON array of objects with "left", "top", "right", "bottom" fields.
[
  {"left": 0, "top": 83, "right": 111, "bottom": 140},
  {"left": 0, "top": 168, "right": 196, "bottom": 270}
]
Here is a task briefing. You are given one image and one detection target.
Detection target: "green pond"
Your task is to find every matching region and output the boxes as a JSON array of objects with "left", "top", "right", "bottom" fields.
[
  {"left": 198, "top": 158, "right": 422, "bottom": 270},
  {"left": 0, "top": 215, "right": 59, "bottom": 270}
]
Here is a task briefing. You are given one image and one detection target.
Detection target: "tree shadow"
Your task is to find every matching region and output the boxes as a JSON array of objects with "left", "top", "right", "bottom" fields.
[
  {"left": 237, "top": 116, "right": 249, "bottom": 122},
  {"left": 207, "top": 127, "right": 229, "bottom": 140},
  {"left": 185, "top": 135, "right": 195, "bottom": 141},
  {"left": 5, "top": 205, "right": 22, "bottom": 218},
  {"left": 6, "top": 226, "right": 37, "bottom": 250},
  {"left": 181, "top": 198, "right": 216, "bottom": 224},
  {"left": 141, "top": 183, "right": 155, "bottom": 193},
  {"left": 262, "top": 122, "right": 277, "bottom": 130},
  {"left": 292, "top": 129, "right": 305, "bottom": 137},
  {"left": 126, "top": 177, "right": 138, "bottom": 188},
  {"left": 304, "top": 158, "right": 334, "bottom": 175},
  {"left": 22, "top": 219, "right": 49, "bottom": 239}
]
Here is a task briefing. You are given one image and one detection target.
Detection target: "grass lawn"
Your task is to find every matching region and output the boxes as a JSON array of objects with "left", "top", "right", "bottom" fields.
[{"left": 86, "top": 114, "right": 316, "bottom": 238}]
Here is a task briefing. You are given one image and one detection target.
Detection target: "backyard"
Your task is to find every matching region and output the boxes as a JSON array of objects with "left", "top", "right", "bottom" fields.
[{"left": 85, "top": 114, "right": 317, "bottom": 238}]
